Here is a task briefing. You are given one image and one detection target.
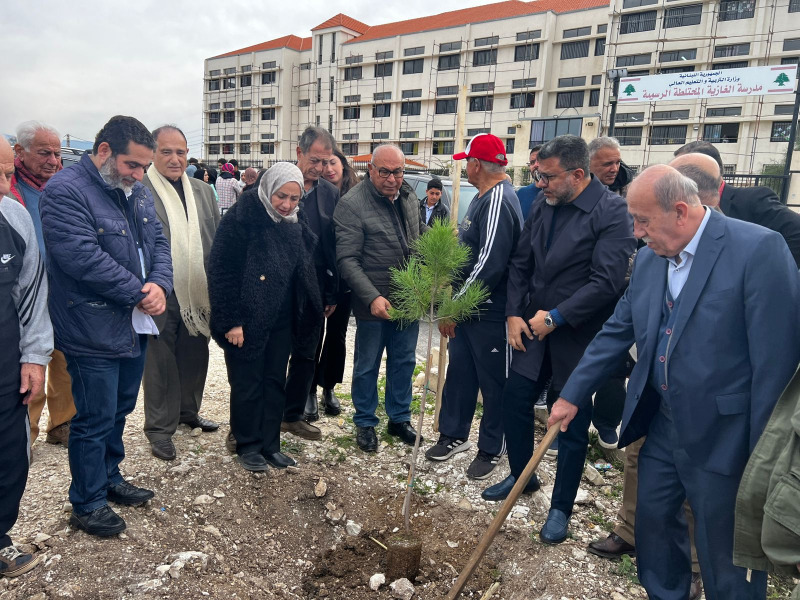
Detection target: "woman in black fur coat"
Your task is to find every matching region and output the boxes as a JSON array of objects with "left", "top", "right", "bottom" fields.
[{"left": 208, "top": 162, "right": 323, "bottom": 472}]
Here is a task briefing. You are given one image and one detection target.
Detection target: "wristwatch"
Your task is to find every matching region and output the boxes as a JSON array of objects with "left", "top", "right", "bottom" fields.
[{"left": 544, "top": 312, "right": 556, "bottom": 329}]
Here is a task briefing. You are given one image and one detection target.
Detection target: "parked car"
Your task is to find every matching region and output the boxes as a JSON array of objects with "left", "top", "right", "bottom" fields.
[
  {"left": 60, "top": 147, "right": 86, "bottom": 168},
  {"left": 403, "top": 172, "right": 479, "bottom": 224}
]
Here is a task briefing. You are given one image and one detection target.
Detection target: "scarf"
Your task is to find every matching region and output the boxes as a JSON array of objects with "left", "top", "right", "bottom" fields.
[
  {"left": 146, "top": 168, "right": 211, "bottom": 337},
  {"left": 258, "top": 162, "right": 304, "bottom": 224},
  {"left": 9, "top": 156, "right": 59, "bottom": 206}
]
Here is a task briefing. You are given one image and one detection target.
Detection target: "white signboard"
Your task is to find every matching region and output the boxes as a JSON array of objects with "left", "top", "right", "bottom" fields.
[{"left": 618, "top": 65, "right": 797, "bottom": 104}]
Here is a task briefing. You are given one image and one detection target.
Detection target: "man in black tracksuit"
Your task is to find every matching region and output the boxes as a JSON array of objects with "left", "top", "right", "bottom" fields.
[{"left": 425, "top": 134, "right": 522, "bottom": 480}]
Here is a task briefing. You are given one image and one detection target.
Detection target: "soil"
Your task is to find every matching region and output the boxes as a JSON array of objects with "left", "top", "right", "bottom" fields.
[{"left": 3, "top": 323, "right": 797, "bottom": 600}]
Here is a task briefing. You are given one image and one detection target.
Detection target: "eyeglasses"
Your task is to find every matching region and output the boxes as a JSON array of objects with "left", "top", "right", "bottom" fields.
[
  {"left": 371, "top": 164, "right": 404, "bottom": 179},
  {"left": 534, "top": 168, "right": 576, "bottom": 185}
]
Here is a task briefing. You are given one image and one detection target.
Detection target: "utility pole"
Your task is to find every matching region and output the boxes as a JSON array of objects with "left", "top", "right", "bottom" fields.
[
  {"left": 450, "top": 84, "right": 468, "bottom": 221},
  {"left": 606, "top": 68, "right": 627, "bottom": 138},
  {"left": 780, "top": 63, "right": 800, "bottom": 204},
  {"left": 65, "top": 134, "right": 70, "bottom": 148}
]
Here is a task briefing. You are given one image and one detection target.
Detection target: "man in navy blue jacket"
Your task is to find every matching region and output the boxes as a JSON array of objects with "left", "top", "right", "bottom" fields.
[{"left": 40, "top": 116, "right": 173, "bottom": 538}]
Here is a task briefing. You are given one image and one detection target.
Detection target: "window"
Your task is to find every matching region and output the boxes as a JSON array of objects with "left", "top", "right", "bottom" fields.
[
  {"left": 344, "top": 94, "right": 361, "bottom": 103},
  {"left": 617, "top": 53, "right": 651, "bottom": 67},
  {"left": 331, "top": 32, "right": 336, "bottom": 63},
  {"left": 664, "top": 4, "right": 702, "bottom": 28},
  {"left": 517, "top": 30, "right": 542, "bottom": 41},
  {"left": 437, "top": 85, "right": 458, "bottom": 96},
  {"left": 623, "top": 0, "right": 657, "bottom": 7},
  {"left": 345, "top": 55, "right": 363, "bottom": 64},
  {"left": 261, "top": 108, "right": 276, "bottom": 120},
  {"left": 556, "top": 91, "right": 585, "bottom": 108},
  {"left": 467, "top": 128, "right": 491, "bottom": 136},
  {"left": 616, "top": 127, "right": 643, "bottom": 145},
  {"left": 434, "top": 130, "right": 455, "bottom": 138},
  {"left": 239, "top": 143, "right": 250, "bottom": 154},
  {"left": 561, "top": 40, "right": 589, "bottom": 59},
  {"left": 240, "top": 134, "right": 251, "bottom": 140},
  {"left": 469, "top": 96, "right": 494, "bottom": 111},
  {"left": 375, "top": 63, "right": 393, "bottom": 77},
  {"left": 440, "top": 41, "right": 463, "bottom": 52},
  {"left": 626, "top": 69, "right": 651, "bottom": 77},
  {"left": 400, "top": 142, "right": 419, "bottom": 155},
  {"left": 262, "top": 61, "right": 276, "bottom": 69},
  {"left": 223, "top": 101, "right": 235, "bottom": 109},
  {"left": 241, "top": 100, "right": 251, "bottom": 108},
  {"left": 404, "top": 46, "right": 425, "bottom": 56},
  {"left": 660, "top": 66, "right": 695, "bottom": 74},
  {"left": 261, "top": 97, "right": 276, "bottom": 105},
  {"left": 589, "top": 89, "right": 600, "bottom": 106},
  {"left": 374, "top": 92, "right": 391, "bottom": 101},
  {"left": 510, "top": 92, "right": 536, "bottom": 108},
  {"left": 209, "top": 103, "right": 220, "bottom": 110},
  {"left": 558, "top": 76, "right": 586, "bottom": 87},
  {"left": 506, "top": 138, "right": 516, "bottom": 154},
  {"left": 342, "top": 133, "right": 359, "bottom": 140},
  {"left": 563, "top": 26, "right": 591, "bottom": 38},
  {"left": 208, "top": 144, "right": 220, "bottom": 154},
  {"left": 785, "top": 38, "right": 800, "bottom": 52},
  {"left": 260, "top": 143, "right": 275, "bottom": 154},
  {"left": 597, "top": 24, "right": 608, "bottom": 33},
  {"left": 782, "top": 57, "right": 799, "bottom": 64},
  {"left": 224, "top": 68, "right": 235, "bottom": 75},
  {"left": 261, "top": 72, "right": 276, "bottom": 84},
  {"left": 472, "top": 82, "right": 495, "bottom": 92},
  {"left": 474, "top": 36, "right": 499, "bottom": 47},
  {"left": 712, "top": 61, "right": 748, "bottom": 70},
  {"left": 515, "top": 43, "right": 540, "bottom": 61},
  {"left": 317, "top": 34, "right": 323, "bottom": 64},
  {"left": 208, "top": 80, "right": 220, "bottom": 91},
  {"left": 369, "top": 142, "right": 383, "bottom": 153},
  {"left": 399, "top": 131, "right": 419, "bottom": 138},
  {"left": 592, "top": 74, "right": 603, "bottom": 85},
  {"left": 341, "top": 143, "right": 359, "bottom": 155},
  {"left": 241, "top": 109, "right": 251, "bottom": 122},
  {"left": 435, "top": 99, "right": 457, "bottom": 114},
  {"left": 707, "top": 106, "right": 742, "bottom": 117},
  {"left": 595, "top": 38, "right": 606, "bottom": 56},
  {"left": 791, "top": 0, "right": 800, "bottom": 12},
  {"left": 317, "top": 78, "right": 321, "bottom": 103},
  {"left": 652, "top": 109, "right": 690, "bottom": 120},
  {"left": 703, "top": 122, "right": 739, "bottom": 143},
  {"left": 620, "top": 10, "right": 657, "bottom": 34},
  {"left": 401, "top": 101, "right": 421, "bottom": 116},
  {"left": 371, "top": 132, "right": 389, "bottom": 140},
  {"left": 300, "top": 62, "right": 311, "bottom": 71},
  {"left": 222, "top": 135, "right": 235, "bottom": 141},
  {"left": 209, "top": 113, "right": 220, "bottom": 124},
  {"left": 714, "top": 43, "right": 750, "bottom": 58},
  {"left": 373, "top": 104, "right": 391, "bottom": 118},
  {"left": 402, "top": 89, "right": 422, "bottom": 98},
  {"left": 240, "top": 75, "right": 251, "bottom": 87},
  {"left": 719, "top": 0, "right": 755, "bottom": 21},
  {"left": 330, "top": 76, "right": 335, "bottom": 102},
  {"left": 512, "top": 78, "right": 537, "bottom": 88},
  {"left": 261, "top": 133, "right": 274, "bottom": 140},
  {"left": 473, "top": 49, "right": 497, "bottom": 66},
  {"left": 223, "top": 77, "right": 236, "bottom": 89},
  {"left": 438, "top": 54, "right": 461, "bottom": 71},
  {"left": 209, "top": 69, "right": 220, "bottom": 76},
  {"left": 650, "top": 125, "right": 688, "bottom": 145},
  {"left": 616, "top": 112, "right": 644, "bottom": 123},
  {"left": 223, "top": 111, "right": 235, "bottom": 123},
  {"left": 343, "top": 106, "right": 361, "bottom": 120},
  {"left": 775, "top": 105, "right": 795, "bottom": 115},
  {"left": 661, "top": 48, "right": 697, "bottom": 62},
  {"left": 530, "top": 117, "right": 583, "bottom": 144},
  {"left": 403, "top": 59, "right": 424, "bottom": 74},
  {"left": 376, "top": 51, "right": 394, "bottom": 61},
  {"left": 771, "top": 121, "right": 794, "bottom": 142},
  {"left": 298, "top": 99, "right": 310, "bottom": 107},
  {"left": 432, "top": 141, "right": 455, "bottom": 154},
  {"left": 344, "top": 66, "right": 362, "bottom": 81},
  {"left": 222, "top": 144, "right": 234, "bottom": 154}
]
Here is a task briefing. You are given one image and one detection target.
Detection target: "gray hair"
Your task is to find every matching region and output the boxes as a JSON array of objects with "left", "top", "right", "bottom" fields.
[
  {"left": 588, "top": 136, "right": 621, "bottom": 157},
  {"left": 372, "top": 143, "right": 404, "bottom": 163},
  {"left": 16, "top": 120, "right": 61, "bottom": 151},
  {"left": 151, "top": 125, "right": 187, "bottom": 145},
  {"left": 650, "top": 167, "right": 701, "bottom": 212},
  {"left": 477, "top": 158, "right": 505, "bottom": 174},
  {"left": 537, "top": 135, "right": 590, "bottom": 177},
  {"left": 673, "top": 164, "right": 721, "bottom": 205},
  {"left": 298, "top": 126, "right": 335, "bottom": 154}
]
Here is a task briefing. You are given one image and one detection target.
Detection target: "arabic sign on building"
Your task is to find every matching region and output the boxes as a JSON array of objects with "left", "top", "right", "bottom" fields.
[{"left": 618, "top": 65, "right": 797, "bottom": 103}]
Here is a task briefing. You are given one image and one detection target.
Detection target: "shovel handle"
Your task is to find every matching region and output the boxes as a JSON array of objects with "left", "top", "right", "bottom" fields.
[{"left": 446, "top": 421, "right": 562, "bottom": 600}]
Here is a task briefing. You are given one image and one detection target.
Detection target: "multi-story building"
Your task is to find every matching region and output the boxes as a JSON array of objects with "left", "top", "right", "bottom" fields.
[{"left": 203, "top": 0, "right": 799, "bottom": 175}]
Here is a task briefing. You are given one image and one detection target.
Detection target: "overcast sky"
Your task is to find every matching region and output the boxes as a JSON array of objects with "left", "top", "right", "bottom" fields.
[{"left": 5, "top": 0, "right": 491, "bottom": 152}]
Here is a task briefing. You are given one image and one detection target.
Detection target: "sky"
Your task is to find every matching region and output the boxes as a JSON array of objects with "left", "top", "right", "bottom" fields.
[{"left": 5, "top": 0, "right": 493, "bottom": 153}]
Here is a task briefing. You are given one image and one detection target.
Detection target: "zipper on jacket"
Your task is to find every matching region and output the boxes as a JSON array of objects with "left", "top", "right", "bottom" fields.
[{"left": 115, "top": 193, "right": 139, "bottom": 351}]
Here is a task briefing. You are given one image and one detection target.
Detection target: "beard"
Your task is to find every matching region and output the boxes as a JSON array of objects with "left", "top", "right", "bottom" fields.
[{"left": 99, "top": 157, "right": 135, "bottom": 195}]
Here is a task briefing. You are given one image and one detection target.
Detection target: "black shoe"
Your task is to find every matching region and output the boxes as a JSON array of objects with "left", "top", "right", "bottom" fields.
[
  {"left": 107, "top": 481, "right": 155, "bottom": 506},
  {"left": 321, "top": 387, "right": 341, "bottom": 416},
  {"left": 425, "top": 435, "right": 471, "bottom": 461},
  {"left": 303, "top": 390, "right": 319, "bottom": 422},
  {"left": 238, "top": 452, "right": 268, "bottom": 472},
  {"left": 150, "top": 439, "right": 176, "bottom": 461},
  {"left": 356, "top": 426, "right": 378, "bottom": 452},
  {"left": 264, "top": 451, "right": 297, "bottom": 469},
  {"left": 481, "top": 474, "right": 541, "bottom": 502},
  {"left": 181, "top": 416, "right": 219, "bottom": 432},
  {"left": 387, "top": 421, "right": 422, "bottom": 446},
  {"left": 466, "top": 450, "right": 501, "bottom": 480},
  {"left": 69, "top": 505, "right": 126, "bottom": 537}
]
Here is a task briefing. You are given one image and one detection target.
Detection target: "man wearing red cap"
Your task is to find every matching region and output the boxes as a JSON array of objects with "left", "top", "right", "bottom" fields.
[{"left": 425, "top": 134, "right": 523, "bottom": 480}]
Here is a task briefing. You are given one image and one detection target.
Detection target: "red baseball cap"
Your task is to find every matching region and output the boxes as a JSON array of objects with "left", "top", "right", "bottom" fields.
[{"left": 453, "top": 133, "right": 508, "bottom": 165}]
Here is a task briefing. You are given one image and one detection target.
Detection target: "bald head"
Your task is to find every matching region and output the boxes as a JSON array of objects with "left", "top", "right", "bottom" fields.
[
  {"left": 670, "top": 153, "right": 722, "bottom": 208},
  {"left": 0, "top": 137, "right": 15, "bottom": 197}
]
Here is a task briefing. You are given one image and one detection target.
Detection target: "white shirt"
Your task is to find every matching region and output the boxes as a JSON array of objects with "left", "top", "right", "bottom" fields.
[{"left": 666, "top": 206, "right": 711, "bottom": 299}]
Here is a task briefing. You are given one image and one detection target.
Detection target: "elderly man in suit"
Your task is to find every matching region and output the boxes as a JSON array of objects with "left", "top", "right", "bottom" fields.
[
  {"left": 551, "top": 164, "right": 800, "bottom": 600},
  {"left": 142, "top": 125, "right": 220, "bottom": 461}
]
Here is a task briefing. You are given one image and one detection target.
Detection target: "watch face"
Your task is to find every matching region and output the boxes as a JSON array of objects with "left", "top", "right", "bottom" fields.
[{"left": 545, "top": 316, "right": 554, "bottom": 327}]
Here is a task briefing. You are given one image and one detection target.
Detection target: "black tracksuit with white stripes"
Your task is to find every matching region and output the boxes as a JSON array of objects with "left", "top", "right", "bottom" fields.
[{"left": 438, "top": 180, "right": 521, "bottom": 456}]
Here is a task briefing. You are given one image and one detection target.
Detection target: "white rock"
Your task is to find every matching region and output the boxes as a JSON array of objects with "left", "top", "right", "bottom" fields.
[
  {"left": 212, "top": 489, "right": 226, "bottom": 498},
  {"left": 193, "top": 494, "right": 215, "bottom": 505},
  {"left": 190, "top": 427, "right": 202, "bottom": 437},
  {"left": 457, "top": 498, "right": 473, "bottom": 511},
  {"left": 345, "top": 520, "right": 362, "bottom": 536},
  {"left": 583, "top": 464, "right": 605, "bottom": 486},
  {"left": 572, "top": 549, "right": 587, "bottom": 561},
  {"left": 169, "top": 462, "right": 193, "bottom": 475},
  {"left": 202, "top": 525, "right": 222, "bottom": 538},
  {"left": 34, "top": 533, "right": 52, "bottom": 544},
  {"left": 62, "top": 502, "right": 72, "bottom": 513},
  {"left": 315, "top": 479, "right": 328, "bottom": 498},
  {"left": 446, "top": 540, "right": 459, "bottom": 548},
  {"left": 575, "top": 488, "right": 591, "bottom": 505},
  {"left": 369, "top": 573, "right": 386, "bottom": 590},
  {"left": 137, "top": 579, "right": 162, "bottom": 591},
  {"left": 171, "top": 551, "right": 209, "bottom": 569},
  {"left": 390, "top": 577, "right": 415, "bottom": 599},
  {"left": 169, "top": 560, "right": 185, "bottom": 579},
  {"left": 156, "top": 565, "right": 171, "bottom": 575},
  {"left": 511, "top": 505, "right": 530, "bottom": 519},
  {"left": 611, "top": 593, "right": 628, "bottom": 600}
]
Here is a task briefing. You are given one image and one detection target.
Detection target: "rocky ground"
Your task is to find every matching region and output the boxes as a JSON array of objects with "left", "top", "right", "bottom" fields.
[{"left": 3, "top": 320, "right": 797, "bottom": 599}]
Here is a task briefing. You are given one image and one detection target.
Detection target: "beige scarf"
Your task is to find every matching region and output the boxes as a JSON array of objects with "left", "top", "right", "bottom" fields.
[{"left": 147, "top": 169, "right": 211, "bottom": 337}]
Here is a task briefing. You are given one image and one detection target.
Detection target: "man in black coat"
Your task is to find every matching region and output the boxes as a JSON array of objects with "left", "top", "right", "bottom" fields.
[
  {"left": 419, "top": 178, "right": 449, "bottom": 226},
  {"left": 282, "top": 127, "right": 339, "bottom": 439}
]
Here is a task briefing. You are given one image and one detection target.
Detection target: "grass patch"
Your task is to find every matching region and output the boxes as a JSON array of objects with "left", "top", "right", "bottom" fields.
[
  {"left": 588, "top": 511, "right": 615, "bottom": 531},
  {"left": 332, "top": 434, "right": 356, "bottom": 450},
  {"left": 475, "top": 400, "right": 484, "bottom": 419},
  {"left": 280, "top": 438, "right": 304, "bottom": 455},
  {"left": 767, "top": 575, "right": 796, "bottom": 599},
  {"left": 614, "top": 554, "right": 639, "bottom": 586}
]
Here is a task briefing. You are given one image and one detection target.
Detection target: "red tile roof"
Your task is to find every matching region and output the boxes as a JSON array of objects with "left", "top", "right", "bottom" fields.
[
  {"left": 212, "top": 35, "right": 312, "bottom": 58},
  {"left": 345, "top": 0, "right": 610, "bottom": 44},
  {"left": 312, "top": 14, "right": 370, "bottom": 34}
]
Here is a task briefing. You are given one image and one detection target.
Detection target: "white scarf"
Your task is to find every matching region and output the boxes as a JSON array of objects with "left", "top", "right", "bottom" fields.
[{"left": 147, "top": 169, "right": 211, "bottom": 337}]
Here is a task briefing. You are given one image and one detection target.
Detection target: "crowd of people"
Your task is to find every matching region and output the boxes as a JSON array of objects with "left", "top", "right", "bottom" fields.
[{"left": 0, "top": 114, "right": 799, "bottom": 600}]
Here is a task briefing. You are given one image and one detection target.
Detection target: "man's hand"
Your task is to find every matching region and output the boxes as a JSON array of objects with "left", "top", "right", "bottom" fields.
[
  {"left": 225, "top": 326, "right": 244, "bottom": 348},
  {"left": 370, "top": 296, "right": 392, "bottom": 320},
  {"left": 20, "top": 363, "right": 45, "bottom": 405},
  {"left": 529, "top": 310, "right": 555, "bottom": 342},
  {"left": 507, "top": 316, "right": 533, "bottom": 351},
  {"left": 324, "top": 305, "right": 337, "bottom": 318},
  {"left": 139, "top": 283, "right": 167, "bottom": 316},
  {"left": 548, "top": 398, "right": 578, "bottom": 432},
  {"left": 438, "top": 319, "right": 456, "bottom": 339}
]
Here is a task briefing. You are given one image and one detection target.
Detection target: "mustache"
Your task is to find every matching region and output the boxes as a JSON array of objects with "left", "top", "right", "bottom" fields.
[{"left": 641, "top": 236, "right": 653, "bottom": 244}]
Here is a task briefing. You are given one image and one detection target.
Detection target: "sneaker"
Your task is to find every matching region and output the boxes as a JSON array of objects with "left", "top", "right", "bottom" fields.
[
  {"left": 0, "top": 545, "right": 41, "bottom": 578},
  {"left": 597, "top": 428, "right": 619, "bottom": 449},
  {"left": 45, "top": 421, "right": 70, "bottom": 446},
  {"left": 425, "top": 435, "right": 472, "bottom": 461},
  {"left": 107, "top": 481, "right": 154, "bottom": 506},
  {"left": 545, "top": 435, "right": 559, "bottom": 461},
  {"left": 69, "top": 505, "right": 126, "bottom": 537},
  {"left": 466, "top": 450, "right": 501, "bottom": 480}
]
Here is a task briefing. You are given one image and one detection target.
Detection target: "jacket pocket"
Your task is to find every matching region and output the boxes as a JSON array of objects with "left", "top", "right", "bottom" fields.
[
  {"left": 762, "top": 470, "right": 800, "bottom": 569},
  {"left": 716, "top": 392, "right": 749, "bottom": 415}
]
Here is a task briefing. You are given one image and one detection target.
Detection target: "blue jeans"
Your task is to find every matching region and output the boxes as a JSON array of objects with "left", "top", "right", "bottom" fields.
[
  {"left": 65, "top": 336, "right": 148, "bottom": 515},
  {"left": 351, "top": 318, "right": 419, "bottom": 428}
]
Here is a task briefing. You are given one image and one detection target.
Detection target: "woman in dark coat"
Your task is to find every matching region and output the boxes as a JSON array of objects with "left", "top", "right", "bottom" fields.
[{"left": 208, "top": 162, "right": 323, "bottom": 472}]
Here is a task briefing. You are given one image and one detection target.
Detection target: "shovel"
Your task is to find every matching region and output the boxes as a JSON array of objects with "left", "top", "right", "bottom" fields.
[{"left": 446, "top": 421, "right": 562, "bottom": 600}]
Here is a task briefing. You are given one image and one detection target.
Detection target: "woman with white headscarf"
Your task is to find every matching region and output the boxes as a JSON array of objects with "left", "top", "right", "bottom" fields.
[{"left": 208, "top": 162, "right": 323, "bottom": 472}]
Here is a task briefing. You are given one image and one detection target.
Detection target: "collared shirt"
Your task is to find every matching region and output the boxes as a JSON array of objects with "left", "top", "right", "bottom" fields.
[
  {"left": 666, "top": 206, "right": 711, "bottom": 298},
  {"left": 425, "top": 201, "right": 437, "bottom": 224}
]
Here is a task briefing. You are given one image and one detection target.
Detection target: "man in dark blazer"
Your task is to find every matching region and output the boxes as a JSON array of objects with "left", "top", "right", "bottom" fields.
[
  {"left": 552, "top": 165, "right": 800, "bottom": 600},
  {"left": 481, "top": 135, "right": 636, "bottom": 544},
  {"left": 282, "top": 127, "right": 339, "bottom": 438}
]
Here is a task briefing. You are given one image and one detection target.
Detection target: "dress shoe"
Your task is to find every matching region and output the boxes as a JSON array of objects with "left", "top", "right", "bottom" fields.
[
  {"left": 689, "top": 572, "right": 703, "bottom": 600},
  {"left": 587, "top": 532, "right": 636, "bottom": 559},
  {"left": 45, "top": 421, "right": 70, "bottom": 446},
  {"left": 320, "top": 387, "right": 341, "bottom": 416},
  {"left": 304, "top": 390, "right": 319, "bottom": 422},
  {"left": 540, "top": 508, "right": 570, "bottom": 544},
  {"left": 238, "top": 452, "right": 268, "bottom": 472},
  {"left": 0, "top": 544, "right": 42, "bottom": 577},
  {"left": 481, "top": 474, "right": 540, "bottom": 501},
  {"left": 264, "top": 451, "right": 297, "bottom": 469},
  {"left": 150, "top": 439, "right": 176, "bottom": 461},
  {"left": 281, "top": 419, "right": 322, "bottom": 441},
  {"left": 69, "top": 505, "right": 126, "bottom": 537},
  {"left": 181, "top": 416, "right": 219, "bottom": 432},
  {"left": 356, "top": 426, "right": 378, "bottom": 452},
  {"left": 225, "top": 431, "right": 237, "bottom": 454},
  {"left": 107, "top": 481, "right": 155, "bottom": 506},
  {"left": 387, "top": 421, "right": 423, "bottom": 446}
]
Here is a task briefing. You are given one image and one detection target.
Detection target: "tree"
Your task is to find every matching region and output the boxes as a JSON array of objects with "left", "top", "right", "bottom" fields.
[
  {"left": 623, "top": 83, "right": 636, "bottom": 96},
  {"left": 774, "top": 72, "right": 791, "bottom": 87}
]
